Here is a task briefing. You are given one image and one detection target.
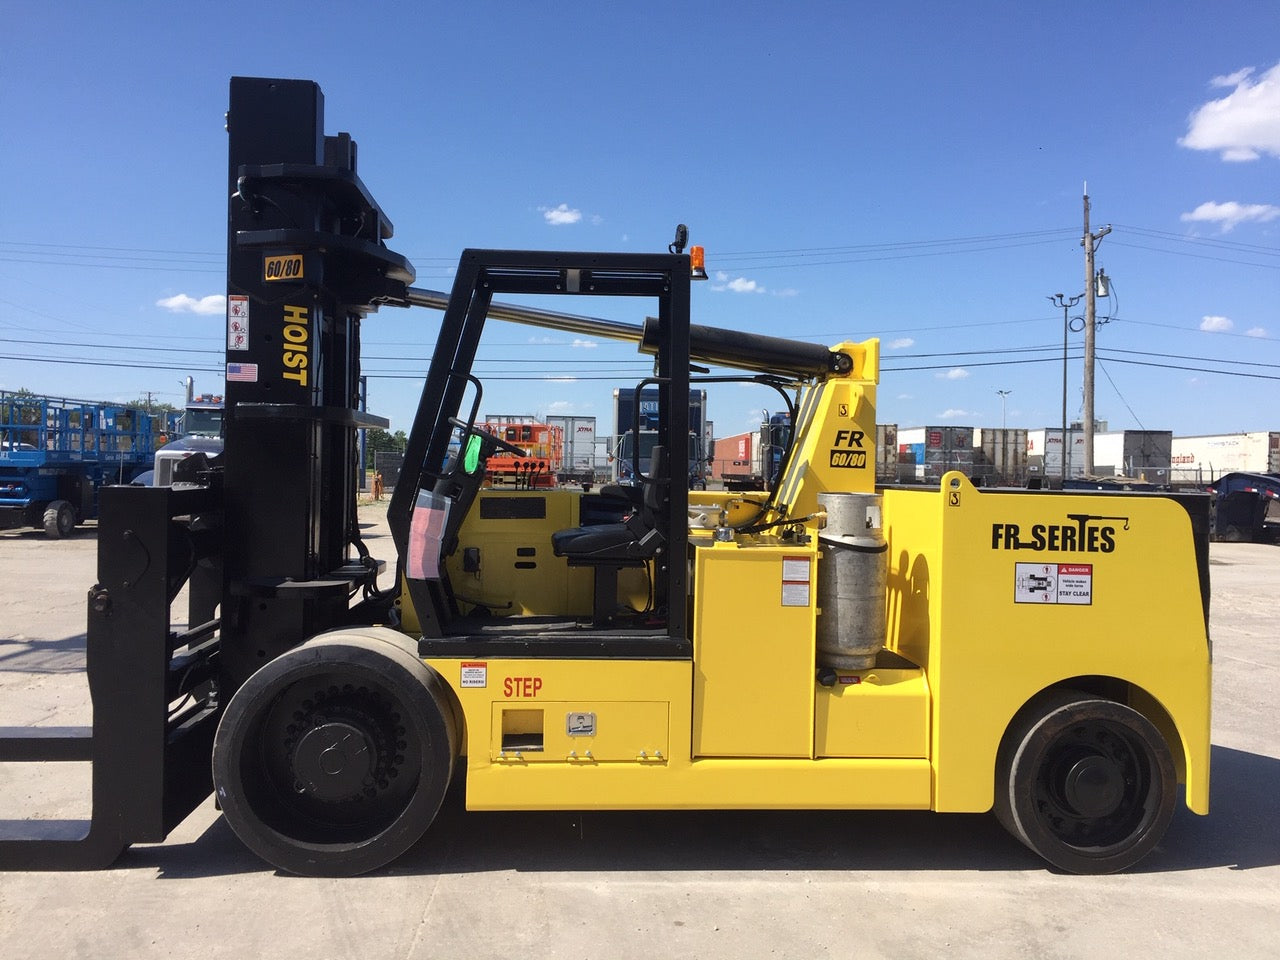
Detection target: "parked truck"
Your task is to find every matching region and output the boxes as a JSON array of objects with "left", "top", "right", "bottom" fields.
[
  {"left": 713, "top": 412, "right": 792, "bottom": 490},
  {"left": 613, "top": 386, "right": 710, "bottom": 487},
  {"left": 0, "top": 78, "right": 1212, "bottom": 881},
  {"left": 144, "top": 380, "right": 226, "bottom": 487},
  {"left": 0, "top": 391, "right": 157, "bottom": 537},
  {"left": 1209, "top": 472, "right": 1280, "bottom": 542}
]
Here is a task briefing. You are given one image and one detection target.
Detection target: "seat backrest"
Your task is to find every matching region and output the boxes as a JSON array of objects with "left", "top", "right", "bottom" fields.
[{"left": 643, "top": 445, "right": 668, "bottom": 520}]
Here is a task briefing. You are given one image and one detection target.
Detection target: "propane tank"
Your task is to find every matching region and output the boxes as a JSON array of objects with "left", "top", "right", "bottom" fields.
[{"left": 816, "top": 492, "right": 888, "bottom": 670}]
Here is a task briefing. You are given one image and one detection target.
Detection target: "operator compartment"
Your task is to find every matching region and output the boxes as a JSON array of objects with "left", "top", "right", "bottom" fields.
[{"left": 440, "top": 488, "right": 651, "bottom": 620}]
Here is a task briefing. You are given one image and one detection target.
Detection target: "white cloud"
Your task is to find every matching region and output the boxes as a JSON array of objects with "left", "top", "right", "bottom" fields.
[
  {"left": 1212, "top": 68, "right": 1255, "bottom": 88},
  {"left": 936, "top": 368, "right": 970, "bottom": 380},
  {"left": 571, "top": 338, "right": 598, "bottom": 349},
  {"left": 771, "top": 287, "right": 799, "bottom": 298},
  {"left": 544, "top": 376, "right": 578, "bottom": 383},
  {"left": 888, "top": 337, "right": 915, "bottom": 350},
  {"left": 896, "top": 393, "right": 914, "bottom": 401},
  {"left": 1180, "top": 200, "right": 1280, "bottom": 232},
  {"left": 1180, "top": 62, "right": 1280, "bottom": 161},
  {"left": 541, "top": 203, "right": 582, "bottom": 226},
  {"left": 528, "top": 335, "right": 556, "bottom": 344},
  {"left": 1199, "top": 315, "right": 1233, "bottom": 332},
  {"left": 938, "top": 408, "right": 974, "bottom": 420},
  {"left": 711, "top": 271, "right": 765, "bottom": 294},
  {"left": 1246, "top": 326, "right": 1268, "bottom": 337},
  {"left": 157, "top": 293, "right": 225, "bottom": 315}
]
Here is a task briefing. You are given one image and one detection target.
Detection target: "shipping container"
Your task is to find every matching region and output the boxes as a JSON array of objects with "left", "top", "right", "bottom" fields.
[
  {"left": 546, "top": 415, "right": 597, "bottom": 483},
  {"left": 897, "top": 435, "right": 926, "bottom": 481},
  {"left": 1026, "top": 428, "right": 1087, "bottom": 481},
  {"left": 973, "top": 427, "right": 1029, "bottom": 485},
  {"left": 593, "top": 438, "right": 612, "bottom": 482},
  {"left": 1092, "top": 430, "right": 1172, "bottom": 483},
  {"left": 876, "top": 423, "right": 898, "bottom": 483},
  {"left": 711, "top": 430, "right": 761, "bottom": 484},
  {"left": 1170, "top": 431, "right": 1280, "bottom": 485},
  {"left": 895, "top": 427, "right": 969, "bottom": 481}
]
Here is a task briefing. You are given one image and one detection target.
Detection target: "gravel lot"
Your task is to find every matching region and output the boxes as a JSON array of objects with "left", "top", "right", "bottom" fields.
[{"left": 1, "top": 504, "right": 1277, "bottom": 959}]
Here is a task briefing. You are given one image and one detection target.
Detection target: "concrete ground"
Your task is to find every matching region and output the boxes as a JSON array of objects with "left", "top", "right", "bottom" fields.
[{"left": 1, "top": 503, "right": 1277, "bottom": 959}]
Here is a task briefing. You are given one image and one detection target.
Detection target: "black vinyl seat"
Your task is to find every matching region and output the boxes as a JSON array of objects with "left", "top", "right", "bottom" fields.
[{"left": 552, "top": 446, "right": 668, "bottom": 624}]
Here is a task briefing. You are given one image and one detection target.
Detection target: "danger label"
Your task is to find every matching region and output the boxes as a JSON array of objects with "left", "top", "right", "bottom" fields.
[
  {"left": 460, "top": 662, "right": 487, "bottom": 688},
  {"left": 1014, "top": 563, "right": 1093, "bottom": 605}
]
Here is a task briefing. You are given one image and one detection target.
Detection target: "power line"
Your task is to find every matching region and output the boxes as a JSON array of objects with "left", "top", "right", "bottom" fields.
[
  {"left": 1097, "top": 360, "right": 1146, "bottom": 430},
  {"left": 1107, "top": 240, "right": 1280, "bottom": 269},
  {"left": 1110, "top": 224, "right": 1280, "bottom": 257},
  {"left": 1094, "top": 354, "right": 1280, "bottom": 381},
  {"left": 713, "top": 228, "right": 1079, "bottom": 260},
  {"left": 1101, "top": 346, "right": 1280, "bottom": 369}
]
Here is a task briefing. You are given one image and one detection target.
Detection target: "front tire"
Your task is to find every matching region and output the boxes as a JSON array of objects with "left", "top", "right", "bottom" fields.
[
  {"left": 212, "top": 628, "right": 458, "bottom": 876},
  {"left": 43, "top": 500, "right": 75, "bottom": 538},
  {"left": 995, "top": 691, "right": 1176, "bottom": 874}
]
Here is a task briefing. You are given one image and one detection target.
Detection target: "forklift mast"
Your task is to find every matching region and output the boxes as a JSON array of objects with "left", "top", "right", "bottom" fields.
[{"left": 220, "top": 77, "right": 410, "bottom": 686}]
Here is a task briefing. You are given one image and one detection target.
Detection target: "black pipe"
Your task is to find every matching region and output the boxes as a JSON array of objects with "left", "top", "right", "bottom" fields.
[{"left": 641, "top": 317, "right": 849, "bottom": 378}]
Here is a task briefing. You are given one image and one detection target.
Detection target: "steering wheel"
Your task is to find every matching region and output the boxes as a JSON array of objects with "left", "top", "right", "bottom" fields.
[{"left": 448, "top": 417, "right": 527, "bottom": 457}]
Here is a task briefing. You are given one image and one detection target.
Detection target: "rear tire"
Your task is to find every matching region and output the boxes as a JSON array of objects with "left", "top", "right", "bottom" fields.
[
  {"left": 212, "top": 628, "right": 458, "bottom": 876},
  {"left": 994, "top": 690, "right": 1176, "bottom": 874},
  {"left": 43, "top": 500, "right": 75, "bottom": 538}
]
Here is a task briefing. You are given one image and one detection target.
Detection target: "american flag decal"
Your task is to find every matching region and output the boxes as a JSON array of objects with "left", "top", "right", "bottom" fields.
[{"left": 226, "top": 362, "right": 258, "bottom": 382}]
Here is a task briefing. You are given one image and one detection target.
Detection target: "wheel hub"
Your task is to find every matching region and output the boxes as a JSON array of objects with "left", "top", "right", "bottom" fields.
[
  {"left": 1062, "top": 754, "right": 1125, "bottom": 818},
  {"left": 293, "top": 722, "right": 374, "bottom": 801}
]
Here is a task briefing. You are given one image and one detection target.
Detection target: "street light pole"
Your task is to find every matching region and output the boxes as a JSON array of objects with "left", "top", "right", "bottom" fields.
[
  {"left": 996, "top": 389, "right": 1012, "bottom": 431},
  {"left": 1049, "top": 293, "right": 1083, "bottom": 483}
]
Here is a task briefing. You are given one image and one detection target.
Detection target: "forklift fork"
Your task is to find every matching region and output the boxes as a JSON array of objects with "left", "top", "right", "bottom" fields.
[{"left": 0, "top": 484, "right": 223, "bottom": 868}]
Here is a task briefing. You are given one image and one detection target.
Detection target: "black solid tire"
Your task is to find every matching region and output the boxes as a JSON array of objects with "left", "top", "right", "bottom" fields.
[
  {"left": 212, "top": 628, "right": 458, "bottom": 877},
  {"left": 994, "top": 690, "right": 1177, "bottom": 874},
  {"left": 43, "top": 500, "right": 75, "bottom": 538}
]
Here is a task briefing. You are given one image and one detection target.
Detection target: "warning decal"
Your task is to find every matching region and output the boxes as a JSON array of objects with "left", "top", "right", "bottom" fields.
[
  {"left": 227, "top": 295, "right": 249, "bottom": 351},
  {"left": 1014, "top": 563, "right": 1093, "bottom": 605},
  {"left": 781, "top": 555, "right": 811, "bottom": 607},
  {"left": 460, "top": 662, "right": 487, "bottom": 688}
]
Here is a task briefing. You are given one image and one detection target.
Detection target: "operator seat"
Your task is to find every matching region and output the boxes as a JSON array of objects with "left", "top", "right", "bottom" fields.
[{"left": 552, "top": 446, "right": 668, "bottom": 625}]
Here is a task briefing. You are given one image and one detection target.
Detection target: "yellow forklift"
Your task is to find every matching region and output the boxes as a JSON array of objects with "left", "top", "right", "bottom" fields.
[{"left": 0, "top": 78, "right": 1211, "bottom": 877}]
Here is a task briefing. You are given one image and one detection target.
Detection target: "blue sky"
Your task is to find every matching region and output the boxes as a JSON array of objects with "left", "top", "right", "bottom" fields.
[{"left": 2, "top": 2, "right": 1278, "bottom": 441}]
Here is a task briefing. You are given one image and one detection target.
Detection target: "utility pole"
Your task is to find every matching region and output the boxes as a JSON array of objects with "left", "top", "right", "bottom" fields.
[
  {"left": 996, "top": 389, "right": 1012, "bottom": 430},
  {"left": 1082, "top": 184, "right": 1111, "bottom": 475},
  {"left": 1049, "top": 293, "right": 1083, "bottom": 483}
]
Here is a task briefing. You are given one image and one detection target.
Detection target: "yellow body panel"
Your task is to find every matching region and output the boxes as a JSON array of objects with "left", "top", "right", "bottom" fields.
[
  {"left": 427, "top": 657, "right": 932, "bottom": 810},
  {"left": 815, "top": 669, "right": 930, "bottom": 758},
  {"left": 490, "top": 700, "right": 669, "bottom": 763},
  {"left": 691, "top": 539, "right": 818, "bottom": 757},
  {"left": 881, "top": 473, "right": 1211, "bottom": 813}
]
